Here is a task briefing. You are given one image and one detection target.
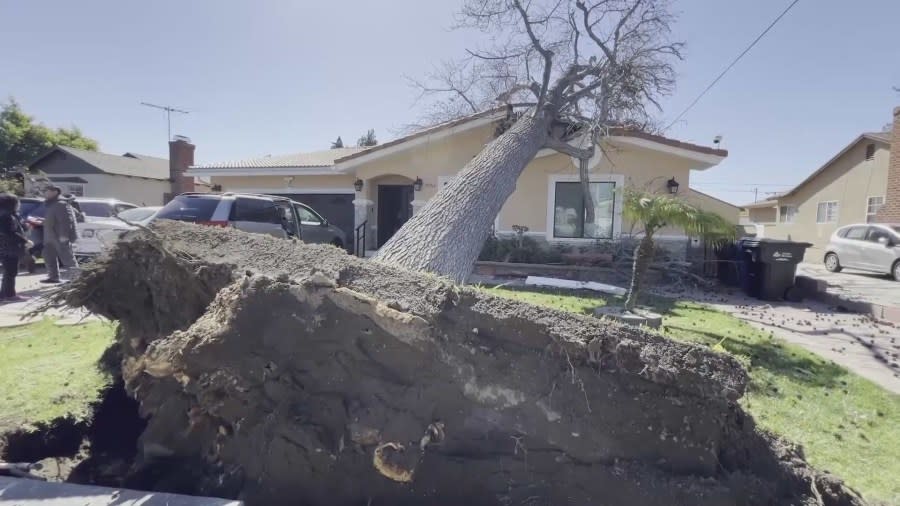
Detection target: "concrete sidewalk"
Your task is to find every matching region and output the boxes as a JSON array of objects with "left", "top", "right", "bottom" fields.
[
  {"left": 796, "top": 263, "right": 900, "bottom": 323},
  {"left": 0, "top": 272, "right": 100, "bottom": 328}
]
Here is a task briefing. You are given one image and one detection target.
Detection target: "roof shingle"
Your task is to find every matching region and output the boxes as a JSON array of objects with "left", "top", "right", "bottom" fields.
[
  {"left": 54, "top": 146, "right": 169, "bottom": 180},
  {"left": 193, "top": 147, "right": 368, "bottom": 169}
]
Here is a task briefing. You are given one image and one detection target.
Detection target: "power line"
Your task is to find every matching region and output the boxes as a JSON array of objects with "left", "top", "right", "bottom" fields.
[{"left": 663, "top": 0, "right": 801, "bottom": 131}]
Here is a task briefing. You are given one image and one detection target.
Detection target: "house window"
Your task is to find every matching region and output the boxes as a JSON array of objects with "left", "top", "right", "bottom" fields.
[
  {"left": 64, "top": 184, "right": 84, "bottom": 197},
  {"left": 865, "top": 143, "right": 876, "bottom": 161},
  {"left": 866, "top": 196, "right": 884, "bottom": 223},
  {"left": 779, "top": 205, "right": 797, "bottom": 223},
  {"left": 816, "top": 201, "right": 839, "bottom": 223},
  {"left": 552, "top": 181, "right": 616, "bottom": 239}
]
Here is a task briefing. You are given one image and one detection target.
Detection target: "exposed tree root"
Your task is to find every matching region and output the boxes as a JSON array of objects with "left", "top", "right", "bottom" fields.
[{"left": 38, "top": 221, "right": 866, "bottom": 506}]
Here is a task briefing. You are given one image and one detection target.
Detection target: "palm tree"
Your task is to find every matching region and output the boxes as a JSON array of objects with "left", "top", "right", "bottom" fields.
[{"left": 622, "top": 188, "right": 734, "bottom": 311}]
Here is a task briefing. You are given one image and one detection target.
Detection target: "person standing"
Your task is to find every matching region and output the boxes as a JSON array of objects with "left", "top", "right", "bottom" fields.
[
  {"left": 41, "top": 185, "right": 78, "bottom": 284},
  {"left": 0, "top": 193, "right": 33, "bottom": 301}
]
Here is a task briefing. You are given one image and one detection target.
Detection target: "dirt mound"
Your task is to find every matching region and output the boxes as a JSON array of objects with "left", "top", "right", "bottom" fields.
[{"left": 39, "top": 221, "right": 866, "bottom": 505}]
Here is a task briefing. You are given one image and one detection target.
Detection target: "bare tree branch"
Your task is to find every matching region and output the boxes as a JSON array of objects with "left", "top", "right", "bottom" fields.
[
  {"left": 511, "top": 0, "right": 555, "bottom": 110},
  {"left": 544, "top": 136, "right": 594, "bottom": 159}
]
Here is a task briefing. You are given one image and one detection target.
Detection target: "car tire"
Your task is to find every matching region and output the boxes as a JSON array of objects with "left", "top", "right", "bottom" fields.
[
  {"left": 824, "top": 253, "right": 842, "bottom": 272},
  {"left": 331, "top": 239, "right": 344, "bottom": 250},
  {"left": 892, "top": 260, "right": 900, "bottom": 282}
]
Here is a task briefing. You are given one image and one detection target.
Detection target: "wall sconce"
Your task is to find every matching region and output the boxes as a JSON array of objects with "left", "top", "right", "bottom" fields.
[
  {"left": 413, "top": 177, "right": 423, "bottom": 192},
  {"left": 354, "top": 179, "right": 364, "bottom": 192},
  {"left": 666, "top": 177, "right": 680, "bottom": 195}
]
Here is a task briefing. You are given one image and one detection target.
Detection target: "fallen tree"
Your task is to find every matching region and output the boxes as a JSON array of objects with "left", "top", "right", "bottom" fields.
[{"left": 39, "top": 222, "right": 865, "bottom": 506}]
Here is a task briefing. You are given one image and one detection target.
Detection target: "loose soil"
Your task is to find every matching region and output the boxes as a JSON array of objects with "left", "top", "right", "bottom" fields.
[{"left": 31, "top": 221, "right": 866, "bottom": 505}]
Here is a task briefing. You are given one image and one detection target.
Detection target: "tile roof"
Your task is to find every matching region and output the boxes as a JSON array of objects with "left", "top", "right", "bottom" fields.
[
  {"left": 863, "top": 130, "right": 891, "bottom": 144},
  {"left": 194, "top": 147, "right": 368, "bottom": 169},
  {"left": 55, "top": 146, "right": 169, "bottom": 180},
  {"left": 607, "top": 128, "right": 728, "bottom": 157}
]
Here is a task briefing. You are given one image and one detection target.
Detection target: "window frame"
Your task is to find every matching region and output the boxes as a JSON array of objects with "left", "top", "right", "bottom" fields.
[
  {"left": 865, "top": 195, "right": 884, "bottom": 223},
  {"left": 815, "top": 201, "right": 839, "bottom": 224},
  {"left": 778, "top": 205, "right": 798, "bottom": 224},
  {"left": 546, "top": 174, "right": 624, "bottom": 242}
]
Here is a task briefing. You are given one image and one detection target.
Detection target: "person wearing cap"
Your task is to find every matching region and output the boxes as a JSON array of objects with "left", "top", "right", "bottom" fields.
[{"left": 41, "top": 185, "right": 79, "bottom": 284}]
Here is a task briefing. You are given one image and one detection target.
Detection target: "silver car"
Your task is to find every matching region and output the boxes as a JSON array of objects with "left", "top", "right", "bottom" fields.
[
  {"left": 824, "top": 223, "right": 900, "bottom": 281},
  {"left": 154, "top": 193, "right": 348, "bottom": 249}
]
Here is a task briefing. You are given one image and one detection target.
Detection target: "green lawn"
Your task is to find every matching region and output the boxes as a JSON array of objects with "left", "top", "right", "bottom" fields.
[
  {"left": 0, "top": 320, "right": 115, "bottom": 433},
  {"left": 487, "top": 286, "right": 900, "bottom": 506}
]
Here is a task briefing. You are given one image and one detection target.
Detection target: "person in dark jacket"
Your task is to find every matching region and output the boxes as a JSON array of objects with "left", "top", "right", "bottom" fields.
[
  {"left": 0, "top": 193, "right": 33, "bottom": 301},
  {"left": 41, "top": 185, "right": 79, "bottom": 284}
]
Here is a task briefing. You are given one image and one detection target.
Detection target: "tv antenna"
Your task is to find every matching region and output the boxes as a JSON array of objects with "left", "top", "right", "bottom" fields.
[{"left": 140, "top": 102, "right": 189, "bottom": 142}]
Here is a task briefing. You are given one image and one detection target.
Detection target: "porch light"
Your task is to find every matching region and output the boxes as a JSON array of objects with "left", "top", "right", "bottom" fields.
[
  {"left": 666, "top": 177, "right": 680, "bottom": 195},
  {"left": 354, "top": 179, "right": 364, "bottom": 192},
  {"left": 413, "top": 177, "right": 423, "bottom": 192}
]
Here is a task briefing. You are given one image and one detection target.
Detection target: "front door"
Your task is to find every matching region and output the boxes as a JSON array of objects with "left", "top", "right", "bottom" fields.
[{"left": 377, "top": 184, "right": 414, "bottom": 247}]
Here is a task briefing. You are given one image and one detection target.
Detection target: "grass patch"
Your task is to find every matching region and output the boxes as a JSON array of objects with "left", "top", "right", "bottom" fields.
[
  {"left": 0, "top": 320, "right": 116, "bottom": 433},
  {"left": 487, "top": 286, "right": 900, "bottom": 505}
]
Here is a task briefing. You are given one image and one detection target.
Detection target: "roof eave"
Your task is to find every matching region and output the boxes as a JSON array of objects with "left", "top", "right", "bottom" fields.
[
  {"left": 608, "top": 135, "right": 727, "bottom": 169},
  {"left": 186, "top": 165, "right": 342, "bottom": 177}
]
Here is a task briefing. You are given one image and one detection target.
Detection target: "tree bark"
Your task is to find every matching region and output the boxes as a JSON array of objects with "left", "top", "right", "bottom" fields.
[
  {"left": 624, "top": 234, "right": 654, "bottom": 311},
  {"left": 373, "top": 111, "right": 553, "bottom": 282}
]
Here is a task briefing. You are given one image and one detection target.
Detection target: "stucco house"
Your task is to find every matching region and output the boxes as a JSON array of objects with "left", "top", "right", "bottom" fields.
[
  {"left": 188, "top": 109, "right": 736, "bottom": 256},
  {"left": 741, "top": 109, "right": 898, "bottom": 261}
]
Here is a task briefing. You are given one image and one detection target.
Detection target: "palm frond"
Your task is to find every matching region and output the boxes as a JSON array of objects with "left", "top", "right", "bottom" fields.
[{"left": 623, "top": 187, "right": 735, "bottom": 240}]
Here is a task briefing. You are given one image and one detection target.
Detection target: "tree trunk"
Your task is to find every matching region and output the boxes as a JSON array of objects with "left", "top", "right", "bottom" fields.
[
  {"left": 373, "top": 111, "right": 553, "bottom": 282},
  {"left": 579, "top": 156, "right": 595, "bottom": 225},
  {"left": 624, "top": 234, "right": 654, "bottom": 311}
]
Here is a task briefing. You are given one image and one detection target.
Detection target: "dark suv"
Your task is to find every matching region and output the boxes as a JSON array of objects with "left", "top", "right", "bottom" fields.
[{"left": 154, "top": 193, "right": 347, "bottom": 248}]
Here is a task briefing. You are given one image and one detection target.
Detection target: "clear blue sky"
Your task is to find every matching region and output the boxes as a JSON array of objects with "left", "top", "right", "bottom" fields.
[{"left": 2, "top": 0, "right": 898, "bottom": 205}]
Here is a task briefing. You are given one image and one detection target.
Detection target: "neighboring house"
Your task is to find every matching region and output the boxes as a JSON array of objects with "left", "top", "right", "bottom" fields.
[
  {"left": 740, "top": 126, "right": 893, "bottom": 261},
  {"left": 188, "top": 109, "right": 733, "bottom": 257},
  {"left": 27, "top": 146, "right": 171, "bottom": 205},
  {"left": 26, "top": 137, "right": 210, "bottom": 206}
]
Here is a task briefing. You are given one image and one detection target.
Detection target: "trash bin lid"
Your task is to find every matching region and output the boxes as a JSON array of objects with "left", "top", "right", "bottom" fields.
[{"left": 740, "top": 238, "right": 813, "bottom": 248}]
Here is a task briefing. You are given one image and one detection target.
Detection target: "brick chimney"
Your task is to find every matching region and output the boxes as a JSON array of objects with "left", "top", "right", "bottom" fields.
[
  {"left": 168, "top": 135, "right": 195, "bottom": 202},
  {"left": 876, "top": 107, "right": 900, "bottom": 222}
]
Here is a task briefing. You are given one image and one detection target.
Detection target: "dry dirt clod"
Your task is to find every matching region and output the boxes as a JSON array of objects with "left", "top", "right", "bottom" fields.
[{"left": 34, "top": 222, "right": 868, "bottom": 506}]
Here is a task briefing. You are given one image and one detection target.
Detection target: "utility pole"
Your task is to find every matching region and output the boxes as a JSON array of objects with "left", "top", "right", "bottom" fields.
[{"left": 140, "top": 102, "right": 189, "bottom": 142}]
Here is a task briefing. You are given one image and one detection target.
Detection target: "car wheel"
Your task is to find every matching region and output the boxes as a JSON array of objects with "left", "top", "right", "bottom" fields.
[
  {"left": 824, "top": 253, "right": 842, "bottom": 272},
  {"left": 331, "top": 239, "right": 344, "bottom": 249},
  {"left": 893, "top": 260, "right": 900, "bottom": 282}
]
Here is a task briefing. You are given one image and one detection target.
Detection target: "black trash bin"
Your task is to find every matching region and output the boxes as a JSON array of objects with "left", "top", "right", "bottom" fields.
[{"left": 739, "top": 238, "right": 812, "bottom": 301}]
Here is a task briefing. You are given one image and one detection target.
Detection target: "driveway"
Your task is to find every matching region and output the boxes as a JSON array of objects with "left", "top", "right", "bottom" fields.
[{"left": 797, "top": 262, "right": 900, "bottom": 322}]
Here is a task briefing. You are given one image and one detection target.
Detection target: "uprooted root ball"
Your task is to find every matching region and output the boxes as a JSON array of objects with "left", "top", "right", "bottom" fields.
[{"left": 40, "top": 221, "right": 866, "bottom": 506}]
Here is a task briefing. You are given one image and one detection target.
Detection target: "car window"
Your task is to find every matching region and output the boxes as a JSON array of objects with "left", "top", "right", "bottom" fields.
[
  {"left": 117, "top": 207, "right": 155, "bottom": 222},
  {"left": 80, "top": 202, "right": 116, "bottom": 217},
  {"left": 19, "top": 201, "right": 41, "bottom": 217},
  {"left": 294, "top": 204, "right": 323, "bottom": 225},
  {"left": 115, "top": 203, "right": 137, "bottom": 214},
  {"left": 24, "top": 202, "right": 46, "bottom": 218},
  {"left": 867, "top": 227, "right": 892, "bottom": 243},
  {"left": 156, "top": 196, "right": 220, "bottom": 221},
  {"left": 893, "top": 226, "right": 900, "bottom": 235},
  {"left": 277, "top": 203, "right": 299, "bottom": 236},
  {"left": 230, "top": 197, "right": 280, "bottom": 224},
  {"left": 844, "top": 226, "right": 867, "bottom": 240}
]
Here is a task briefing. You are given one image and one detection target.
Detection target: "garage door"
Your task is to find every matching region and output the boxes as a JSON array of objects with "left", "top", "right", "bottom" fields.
[{"left": 283, "top": 193, "right": 355, "bottom": 248}]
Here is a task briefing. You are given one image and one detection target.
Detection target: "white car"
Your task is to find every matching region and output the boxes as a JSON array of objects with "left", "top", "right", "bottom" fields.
[
  {"left": 74, "top": 207, "right": 161, "bottom": 260},
  {"left": 824, "top": 223, "right": 900, "bottom": 281},
  {"left": 75, "top": 198, "right": 139, "bottom": 220}
]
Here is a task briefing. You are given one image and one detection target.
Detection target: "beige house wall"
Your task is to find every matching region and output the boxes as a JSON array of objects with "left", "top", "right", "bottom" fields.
[
  {"left": 761, "top": 141, "right": 889, "bottom": 260},
  {"left": 210, "top": 174, "right": 357, "bottom": 192},
  {"left": 747, "top": 206, "right": 777, "bottom": 224},
  {"left": 685, "top": 190, "right": 741, "bottom": 225},
  {"left": 50, "top": 173, "right": 170, "bottom": 206}
]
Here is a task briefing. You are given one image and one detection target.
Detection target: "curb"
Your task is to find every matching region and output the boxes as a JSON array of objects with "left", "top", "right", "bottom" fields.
[{"left": 795, "top": 275, "right": 900, "bottom": 325}]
